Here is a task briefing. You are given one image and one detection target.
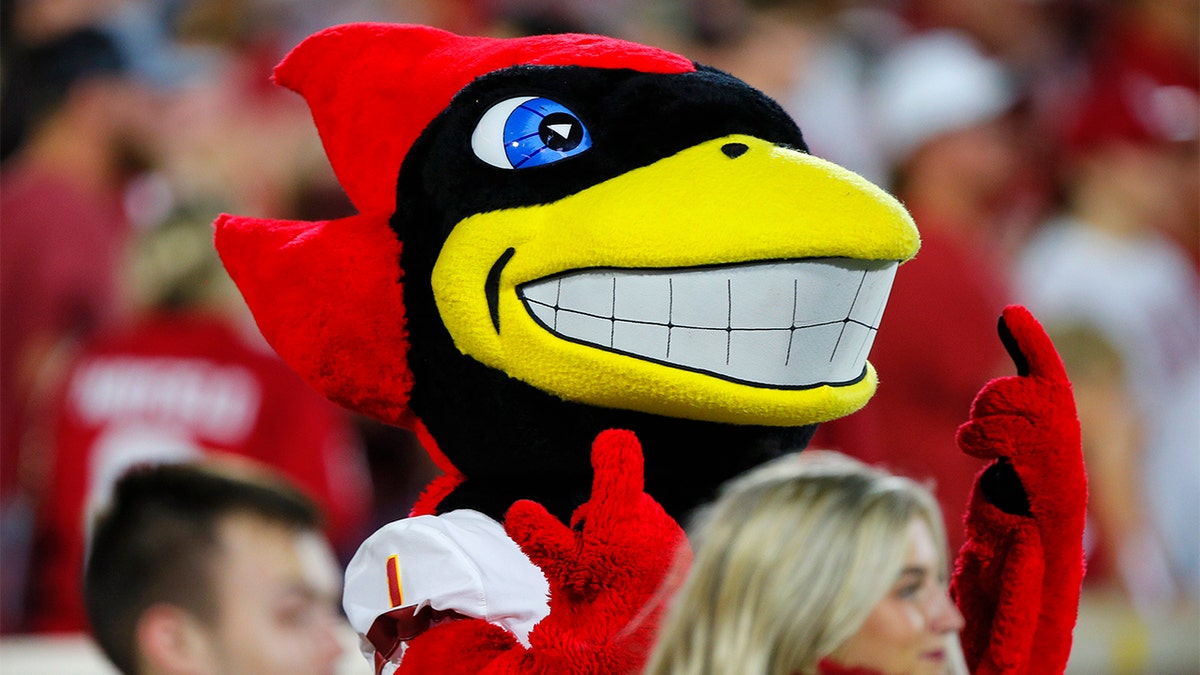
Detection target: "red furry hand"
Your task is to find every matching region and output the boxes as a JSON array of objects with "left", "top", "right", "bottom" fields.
[
  {"left": 395, "top": 431, "right": 687, "bottom": 675},
  {"left": 951, "top": 305, "right": 1086, "bottom": 675},
  {"left": 498, "top": 429, "right": 689, "bottom": 673}
]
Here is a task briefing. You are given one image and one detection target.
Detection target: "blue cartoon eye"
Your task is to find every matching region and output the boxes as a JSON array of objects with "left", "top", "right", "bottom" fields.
[{"left": 472, "top": 96, "right": 592, "bottom": 169}]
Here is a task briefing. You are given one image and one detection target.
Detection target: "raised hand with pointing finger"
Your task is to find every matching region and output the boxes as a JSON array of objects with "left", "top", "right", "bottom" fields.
[{"left": 951, "top": 305, "right": 1087, "bottom": 675}]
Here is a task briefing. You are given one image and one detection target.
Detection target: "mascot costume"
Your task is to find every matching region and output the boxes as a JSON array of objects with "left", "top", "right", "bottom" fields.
[{"left": 214, "top": 23, "right": 1086, "bottom": 675}]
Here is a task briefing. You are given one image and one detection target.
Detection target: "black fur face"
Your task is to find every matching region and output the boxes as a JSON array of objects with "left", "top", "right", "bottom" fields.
[{"left": 393, "top": 64, "right": 814, "bottom": 523}]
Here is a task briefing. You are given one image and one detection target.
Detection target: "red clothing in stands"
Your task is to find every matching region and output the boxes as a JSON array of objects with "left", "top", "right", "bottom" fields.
[{"left": 26, "top": 313, "right": 371, "bottom": 633}]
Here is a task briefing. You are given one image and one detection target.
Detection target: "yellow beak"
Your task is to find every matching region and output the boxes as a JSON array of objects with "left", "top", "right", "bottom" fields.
[{"left": 431, "top": 135, "right": 920, "bottom": 425}]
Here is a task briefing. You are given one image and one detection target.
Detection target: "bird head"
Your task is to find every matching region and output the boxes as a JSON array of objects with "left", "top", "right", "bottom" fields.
[{"left": 214, "top": 23, "right": 919, "bottom": 519}]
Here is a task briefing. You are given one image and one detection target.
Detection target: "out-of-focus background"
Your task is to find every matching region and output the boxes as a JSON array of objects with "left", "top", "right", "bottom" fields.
[{"left": 1, "top": 0, "right": 1196, "bottom": 672}]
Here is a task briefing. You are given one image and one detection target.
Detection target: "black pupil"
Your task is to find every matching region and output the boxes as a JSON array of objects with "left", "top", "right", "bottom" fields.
[{"left": 538, "top": 111, "right": 582, "bottom": 152}]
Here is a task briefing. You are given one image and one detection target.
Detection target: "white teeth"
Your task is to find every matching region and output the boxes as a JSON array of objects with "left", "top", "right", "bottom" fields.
[{"left": 519, "top": 259, "right": 898, "bottom": 388}]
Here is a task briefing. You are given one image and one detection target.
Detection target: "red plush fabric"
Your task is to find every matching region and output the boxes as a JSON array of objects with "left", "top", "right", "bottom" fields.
[
  {"left": 213, "top": 213, "right": 414, "bottom": 427},
  {"left": 273, "top": 23, "right": 695, "bottom": 219},
  {"left": 951, "top": 305, "right": 1087, "bottom": 675},
  {"left": 396, "top": 619, "right": 519, "bottom": 675},
  {"left": 394, "top": 429, "right": 690, "bottom": 673}
]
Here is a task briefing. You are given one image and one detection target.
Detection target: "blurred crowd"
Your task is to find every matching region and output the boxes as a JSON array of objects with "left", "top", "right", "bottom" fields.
[{"left": 1, "top": 0, "right": 1196, "bottom": 666}]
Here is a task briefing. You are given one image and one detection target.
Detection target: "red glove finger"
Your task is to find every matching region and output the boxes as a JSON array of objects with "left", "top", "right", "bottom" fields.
[
  {"left": 996, "top": 305, "right": 1068, "bottom": 382},
  {"left": 584, "top": 428, "right": 645, "bottom": 526},
  {"left": 964, "top": 376, "right": 1063, "bottom": 419},
  {"left": 957, "top": 414, "right": 1036, "bottom": 461},
  {"left": 504, "top": 499, "right": 576, "bottom": 581}
]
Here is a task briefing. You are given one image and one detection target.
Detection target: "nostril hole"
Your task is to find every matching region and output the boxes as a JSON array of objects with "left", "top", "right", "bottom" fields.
[{"left": 721, "top": 142, "right": 749, "bottom": 159}]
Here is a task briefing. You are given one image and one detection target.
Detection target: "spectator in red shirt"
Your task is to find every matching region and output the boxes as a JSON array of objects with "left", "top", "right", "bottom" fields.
[{"left": 24, "top": 207, "right": 372, "bottom": 634}]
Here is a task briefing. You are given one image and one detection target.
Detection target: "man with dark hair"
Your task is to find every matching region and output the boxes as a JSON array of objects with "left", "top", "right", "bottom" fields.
[{"left": 85, "top": 461, "right": 346, "bottom": 675}]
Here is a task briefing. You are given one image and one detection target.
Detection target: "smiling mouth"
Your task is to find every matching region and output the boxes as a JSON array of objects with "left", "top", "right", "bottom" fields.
[{"left": 517, "top": 258, "right": 898, "bottom": 389}]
